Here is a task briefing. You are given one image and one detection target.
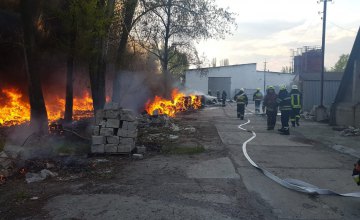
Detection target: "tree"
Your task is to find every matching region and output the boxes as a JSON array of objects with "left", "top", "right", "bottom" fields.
[
  {"left": 133, "top": 0, "right": 235, "bottom": 96},
  {"left": 281, "top": 66, "right": 293, "bottom": 73},
  {"left": 112, "top": 0, "right": 139, "bottom": 103},
  {"left": 331, "top": 54, "right": 349, "bottom": 72},
  {"left": 20, "top": 0, "right": 48, "bottom": 133}
]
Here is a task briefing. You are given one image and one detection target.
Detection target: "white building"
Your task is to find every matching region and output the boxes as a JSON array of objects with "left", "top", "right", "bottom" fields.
[{"left": 185, "top": 63, "right": 294, "bottom": 99}]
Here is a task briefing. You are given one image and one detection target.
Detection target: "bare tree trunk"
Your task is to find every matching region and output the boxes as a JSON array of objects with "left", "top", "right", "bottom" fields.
[
  {"left": 64, "top": 18, "right": 76, "bottom": 123},
  {"left": 89, "top": 50, "right": 106, "bottom": 112},
  {"left": 20, "top": 0, "right": 48, "bottom": 133},
  {"left": 88, "top": 0, "right": 115, "bottom": 111},
  {"left": 162, "top": 0, "right": 172, "bottom": 98},
  {"left": 112, "top": 0, "right": 138, "bottom": 103}
]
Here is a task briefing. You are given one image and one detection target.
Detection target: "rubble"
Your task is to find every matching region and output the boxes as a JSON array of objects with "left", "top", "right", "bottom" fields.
[
  {"left": 132, "top": 154, "right": 144, "bottom": 160},
  {"left": 339, "top": 127, "right": 360, "bottom": 137},
  {"left": 92, "top": 103, "right": 138, "bottom": 154},
  {"left": 25, "top": 169, "right": 58, "bottom": 183},
  {"left": 184, "top": 127, "right": 196, "bottom": 133},
  {"left": 136, "top": 145, "right": 146, "bottom": 154},
  {"left": 0, "top": 151, "right": 15, "bottom": 184}
]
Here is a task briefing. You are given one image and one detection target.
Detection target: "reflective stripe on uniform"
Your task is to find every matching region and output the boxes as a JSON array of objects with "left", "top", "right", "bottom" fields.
[{"left": 291, "top": 94, "right": 301, "bottom": 108}]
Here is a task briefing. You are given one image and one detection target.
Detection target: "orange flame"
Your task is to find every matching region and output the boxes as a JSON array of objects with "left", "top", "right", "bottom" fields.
[
  {"left": 145, "top": 89, "right": 202, "bottom": 117},
  {"left": 0, "top": 88, "right": 95, "bottom": 126}
]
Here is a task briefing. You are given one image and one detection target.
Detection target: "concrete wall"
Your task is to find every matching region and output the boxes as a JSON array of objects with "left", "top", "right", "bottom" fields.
[
  {"left": 334, "top": 57, "right": 360, "bottom": 127},
  {"left": 185, "top": 64, "right": 294, "bottom": 98}
]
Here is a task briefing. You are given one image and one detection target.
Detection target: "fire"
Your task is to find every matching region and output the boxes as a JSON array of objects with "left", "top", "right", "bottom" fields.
[
  {"left": 0, "top": 88, "right": 94, "bottom": 126},
  {"left": 0, "top": 88, "right": 31, "bottom": 126},
  {"left": 145, "top": 89, "right": 202, "bottom": 117}
]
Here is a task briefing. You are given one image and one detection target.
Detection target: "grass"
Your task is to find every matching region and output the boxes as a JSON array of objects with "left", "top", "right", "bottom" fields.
[{"left": 162, "top": 145, "right": 205, "bottom": 155}]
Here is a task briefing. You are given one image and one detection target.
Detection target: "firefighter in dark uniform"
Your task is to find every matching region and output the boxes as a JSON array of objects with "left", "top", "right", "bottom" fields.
[
  {"left": 277, "top": 85, "right": 292, "bottom": 135},
  {"left": 221, "top": 90, "right": 227, "bottom": 107},
  {"left": 253, "top": 88, "right": 263, "bottom": 114},
  {"left": 290, "top": 85, "right": 302, "bottom": 127},
  {"left": 263, "top": 86, "right": 278, "bottom": 130},
  {"left": 234, "top": 88, "right": 248, "bottom": 119}
]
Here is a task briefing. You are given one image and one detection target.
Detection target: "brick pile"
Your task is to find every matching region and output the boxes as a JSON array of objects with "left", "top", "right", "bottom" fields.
[{"left": 91, "top": 103, "right": 137, "bottom": 154}]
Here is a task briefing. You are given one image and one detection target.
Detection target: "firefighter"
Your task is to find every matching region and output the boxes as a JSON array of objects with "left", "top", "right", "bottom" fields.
[
  {"left": 263, "top": 86, "right": 278, "bottom": 130},
  {"left": 221, "top": 90, "right": 227, "bottom": 107},
  {"left": 277, "top": 85, "right": 292, "bottom": 135},
  {"left": 216, "top": 90, "right": 221, "bottom": 101},
  {"left": 253, "top": 88, "right": 263, "bottom": 114},
  {"left": 290, "top": 85, "right": 302, "bottom": 127},
  {"left": 234, "top": 88, "right": 248, "bottom": 119}
]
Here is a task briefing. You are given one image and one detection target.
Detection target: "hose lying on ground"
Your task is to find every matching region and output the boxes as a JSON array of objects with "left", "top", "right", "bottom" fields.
[{"left": 239, "top": 119, "right": 360, "bottom": 197}]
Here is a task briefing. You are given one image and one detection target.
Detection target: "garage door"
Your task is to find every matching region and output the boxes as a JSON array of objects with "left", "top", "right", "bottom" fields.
[{"left": 208, "top": 77, "right": 231, "bottom": 99}]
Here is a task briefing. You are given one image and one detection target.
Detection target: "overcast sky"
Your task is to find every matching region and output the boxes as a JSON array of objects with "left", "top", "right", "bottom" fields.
[{"left": 196, "top": 0, "right": 360, "bottom": 72}]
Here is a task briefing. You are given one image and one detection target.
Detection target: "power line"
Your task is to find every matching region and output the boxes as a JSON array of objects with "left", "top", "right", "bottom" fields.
[{"left": 327, "top": 21, "right": 358, "bottom": 33}]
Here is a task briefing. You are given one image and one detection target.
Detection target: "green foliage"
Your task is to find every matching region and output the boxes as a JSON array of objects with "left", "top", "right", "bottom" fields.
[
  {"left": 55, "top": 0, "right": 112, "bottom": 59},
  {"left": 331, "top": 54, "right": 349, "bottom": 72},
  {"left": 168, "top": 48, "right": 189, "bottom": 79},
  {"left": 281, "top": 66, "right": 293, "bottom": 73}
]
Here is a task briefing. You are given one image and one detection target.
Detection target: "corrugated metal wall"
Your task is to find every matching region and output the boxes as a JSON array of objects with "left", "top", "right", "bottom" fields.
[
  {"left": 208, "top": 77, "right": 231, "bottom": 99},
  {"left": 302, "top": 80, "right": 341, "bottom": 111}
]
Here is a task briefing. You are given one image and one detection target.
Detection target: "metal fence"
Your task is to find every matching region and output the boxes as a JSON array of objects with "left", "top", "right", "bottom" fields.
[{"left": 302, "top": 80, "right": 341, "bottom": 111}]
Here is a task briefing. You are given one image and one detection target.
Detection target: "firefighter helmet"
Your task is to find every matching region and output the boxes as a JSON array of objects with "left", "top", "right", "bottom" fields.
[
  {"left": 280, "top": 85, "right": 287, "bottom": 90},
  {"left": 292, "top": 85, "right": 298, "bottom": 90}
]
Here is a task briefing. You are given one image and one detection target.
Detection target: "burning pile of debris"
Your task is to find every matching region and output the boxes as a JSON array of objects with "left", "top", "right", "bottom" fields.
[
  {"left": 145, "top": 89, "right": 202, "bottom": 117},
  {"left": 92, "top": 102, "right": 138, "bottom": 154}
]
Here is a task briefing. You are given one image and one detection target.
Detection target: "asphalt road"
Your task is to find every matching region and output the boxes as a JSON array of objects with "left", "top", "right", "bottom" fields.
[{"left": 219, "top": 103, "right": 360, "bottom": 220}]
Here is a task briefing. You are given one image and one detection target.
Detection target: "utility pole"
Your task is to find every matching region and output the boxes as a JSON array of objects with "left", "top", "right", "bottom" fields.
[
  {"left": 263, "top": 60, "right": 267, "bottom": 93},
  {"left": 319, "top": 0, "right": 331, "bottom": 106},
  {"left": 316, "top": 0, "right": 332, "bottom": 121}
]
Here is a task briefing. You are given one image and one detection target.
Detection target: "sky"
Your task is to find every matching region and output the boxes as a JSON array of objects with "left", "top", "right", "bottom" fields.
[{"left": 196, "top": 0, "right": 360, "bottom": 72}]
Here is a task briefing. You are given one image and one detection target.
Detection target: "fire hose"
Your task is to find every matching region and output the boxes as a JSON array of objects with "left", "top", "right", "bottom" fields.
[{"left": 239, "top": 119, "right": 360, "bottom": 197}]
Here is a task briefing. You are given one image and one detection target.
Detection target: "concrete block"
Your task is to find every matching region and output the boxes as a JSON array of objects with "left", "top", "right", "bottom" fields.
[
  {"left": 91, "top": 144, "right": 105, "bottom": 153},
  {"left": 107, "top": 136, "right": 120, "bottom": 144},
  {"left": 120, "top": 137, "right": 134, "bottom": 145},
  {"left": 118, "top": 143, "right": 135, "bottom": 153},
  {"left": 117, "top": 129, "right": 127, "bottom": 137},
  {"left": 105, "top": 144, "right": 118, "bottom": 153},
  {"left": 100, "top": 128, "right": 114, "bottom": 136},
  {"left": 104, "top": 102, "right": 120, "bottom": 110},
  {"left": 122, "top": 121, "right": 137, "bottom": 130},
  {"left": 335, "top": 103, "right": 355, "bottom": 126},
  {"left": 315, "top": 105, "right": 328, "bottom": 122},
  {"left": 126, "top": 130, "right": 137, "bottom": 138},
  {"left": 104, "top": 109, "right": 120, "bottom": 119},
  {"left": 99, "top": 120, "right": 107, "bottom": 127},
  {"left": 95, "top": 110, "right": 105, "bottom": 124},
  {"left": 120, "top": 113, "right": 135, "bottom": 122},
  {"left": 106, "top": 119, "right": 120, "bottom": 128},
  {"left": 92, "top": 136, "right": 105, "bottom": 145},
  {"left": 93, "top": 126, "right": 100, "bottom": 135}
]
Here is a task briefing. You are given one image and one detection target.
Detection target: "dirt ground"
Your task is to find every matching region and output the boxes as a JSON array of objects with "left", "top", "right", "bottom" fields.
[{"left": 0, "top": 109, "right": 271, "bottom": 219}]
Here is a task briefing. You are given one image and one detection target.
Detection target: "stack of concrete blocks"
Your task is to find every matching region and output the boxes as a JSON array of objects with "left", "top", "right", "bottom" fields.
[{"left": 91, "top": 102, "right": 137, "bottom": 154}]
